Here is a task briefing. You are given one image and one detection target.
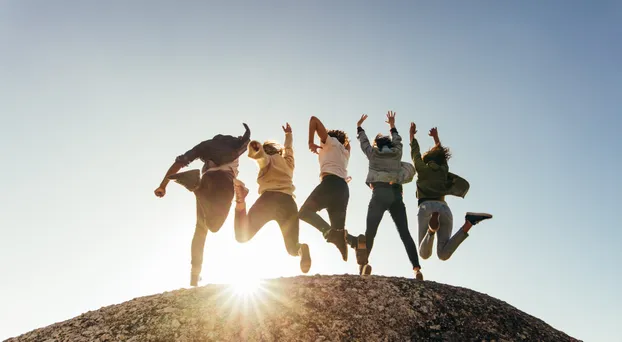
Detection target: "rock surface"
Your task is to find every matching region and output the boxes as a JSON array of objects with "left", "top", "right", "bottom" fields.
[{"left": 6, "top": 275, "right": 580, "bottom": 341}]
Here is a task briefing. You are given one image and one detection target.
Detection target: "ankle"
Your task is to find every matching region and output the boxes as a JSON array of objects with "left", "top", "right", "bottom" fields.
[{"left": 235, "top": 202, "right": 246, "bottom": 210}]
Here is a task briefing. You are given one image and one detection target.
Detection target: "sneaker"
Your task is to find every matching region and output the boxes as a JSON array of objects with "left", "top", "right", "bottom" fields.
[
  {"left": 233, "top": 179, "right": 249, "bottom": 203},
  {"left": 299, "top": 243, "right": 312, "bottom": 274},
  {"left": 359, "top": 264, "right": 372, "bottom": 276},
  {"left": 326, "top": 228, "right": 348, "bottom": 262},
  {"left": 465, "top": 212, "right": 493, "bottom": 225},
  {"left": 415, "top": 269, "right": 424, "bottom": 281},
  {"left": 355, "top": 234, "right": 368, "bottom": 266}
]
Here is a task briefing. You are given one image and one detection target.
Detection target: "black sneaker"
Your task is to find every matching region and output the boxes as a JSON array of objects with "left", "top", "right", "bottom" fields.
[
  {"left": 359, "top": 264, "right": 372, "bottom": 276},
  {"left": 355, "top": 234, "right": 368, "bottom": 266},
  {"left": 299, "top": 243, "right": 312, "bottom": 274},
  {"left": 326, "top": 229, "right": 348, "bottom": 262},
  {"left": 465, "top": 212, "right": 493, "bottom": 225}
]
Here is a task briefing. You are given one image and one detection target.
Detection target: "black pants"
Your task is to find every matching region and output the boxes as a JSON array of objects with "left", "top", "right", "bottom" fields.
[
  {"left": 298, "top": 175, "right": 349, "bottom": 235},
  {"left": 192, "top": 171, "right": 234, "bottom": 268},
  {"left": 234, "top": 191, "right": 300, "bottom": 256},
  {"left": 351, "top": 183, "right": 420, "bottom": 269}
]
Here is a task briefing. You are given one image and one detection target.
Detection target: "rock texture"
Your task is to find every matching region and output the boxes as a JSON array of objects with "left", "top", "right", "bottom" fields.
[{"left": 6, "top": 275, "right": 580, "bottom": 342}]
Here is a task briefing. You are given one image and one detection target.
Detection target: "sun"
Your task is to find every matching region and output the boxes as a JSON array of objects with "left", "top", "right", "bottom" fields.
[{"left": 230, "top": 274, "right": 263, "bottom": 297}]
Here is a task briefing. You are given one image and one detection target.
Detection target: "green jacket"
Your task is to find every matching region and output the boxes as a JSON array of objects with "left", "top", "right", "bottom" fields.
[{"left": 410, "top": 137, "right": 470, "bottom": 200}]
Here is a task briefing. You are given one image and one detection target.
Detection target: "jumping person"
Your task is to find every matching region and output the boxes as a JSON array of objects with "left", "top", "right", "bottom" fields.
[
  {"left": 154, "top": 123, "right": 251, "bottom": 287},
  {"left": 410, "top": 123, "right": 492, "bottom": 263},
  {"left": 346, "top": 112, "right": 422, "bottom": 279},
  {"left": 233, "top": 123, "right": 312, "bottom": 273},
  {"left": 298, "top": 116, "right": 351, "bottom": 262}
]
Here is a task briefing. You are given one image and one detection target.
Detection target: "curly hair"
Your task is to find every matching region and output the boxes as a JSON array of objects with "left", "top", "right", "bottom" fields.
[
  {"left": 422, "top": 145, "right": 452, "bottom": 165},
  {"left": 327, "top": 130, "right": 349, "bottom": 147},
  {"left": 263, "top": 141, "right": 284, "bottom": 156}
]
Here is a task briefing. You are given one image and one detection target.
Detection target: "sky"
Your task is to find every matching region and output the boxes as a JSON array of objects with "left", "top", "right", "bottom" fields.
[{"left": 0, "top": 0, "right": 620, "bottom": 341}]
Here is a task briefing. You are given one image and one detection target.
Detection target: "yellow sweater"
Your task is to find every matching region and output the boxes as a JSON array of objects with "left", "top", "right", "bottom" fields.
[{"left": 247, "top": 133, "right": 295, "bottom": 197}]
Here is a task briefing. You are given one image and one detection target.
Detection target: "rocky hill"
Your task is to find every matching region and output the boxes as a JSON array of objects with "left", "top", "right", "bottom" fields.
[{"left": 5, "top": 275, "right": 579, "bottom": 341}]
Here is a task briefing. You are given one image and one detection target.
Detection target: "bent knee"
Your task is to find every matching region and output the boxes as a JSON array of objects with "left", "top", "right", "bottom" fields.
[
  {"left": 419, "top": 252, "right": 432, "bottom": 260},
  {"left": 437, "top": 252, "right": 452, "bottom": 261},
  {"left": 235, "top": 232, "right": 251, "bottom": 243}
]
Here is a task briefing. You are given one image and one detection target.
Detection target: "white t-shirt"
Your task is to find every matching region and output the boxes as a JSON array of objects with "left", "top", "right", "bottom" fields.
[
  {"left": 318, "top": 136, "right": 350, "bottom": 180},
  {"left": 202, "top": 158, "right": 240, "bottom": 178}
]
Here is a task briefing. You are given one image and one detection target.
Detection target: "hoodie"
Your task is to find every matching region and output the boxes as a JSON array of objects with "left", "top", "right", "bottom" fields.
[{"left": 247, "top": 132, "right": 295, "bottom": 197}]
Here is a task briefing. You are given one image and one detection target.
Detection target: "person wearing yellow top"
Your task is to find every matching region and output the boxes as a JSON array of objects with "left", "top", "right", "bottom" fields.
[{"left": 233, "top": 123, "right": 312, "bottom": 274}]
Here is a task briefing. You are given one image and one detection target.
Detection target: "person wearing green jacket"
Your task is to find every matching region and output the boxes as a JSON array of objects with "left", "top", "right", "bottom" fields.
[{"left": 409, "top": 122, "right": 492, "bottom": 262}]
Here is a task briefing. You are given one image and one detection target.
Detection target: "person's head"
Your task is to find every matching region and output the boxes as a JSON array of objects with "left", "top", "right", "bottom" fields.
[
  {"left": 327, "top": 130, "right": 350, "bottom": 148},
  {"left": 262, "top": 141, "right": 284, "bottom": 156},
  {"left": 422, "top": 145, "right": 452, "bottom": 165},
  {"left": 374, "top": 134, "right": 394, "bottom": 150}
]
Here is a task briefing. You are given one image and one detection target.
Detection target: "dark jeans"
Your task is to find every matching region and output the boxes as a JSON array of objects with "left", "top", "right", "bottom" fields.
[
  {"left": 234, "top": 191, "right": 301, "bottom": 256},
  {"left": 350, "top": 183, "right": 420, "bottom": 269},
  {"left": 298, "top": 175, "right": 349, "bottom": 235},
  {"left": 192, "top": 171, "right": 234, "bottom": 269}
]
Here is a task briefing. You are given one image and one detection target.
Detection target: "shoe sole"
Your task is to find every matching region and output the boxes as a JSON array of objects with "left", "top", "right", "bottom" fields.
[
  {"left": 360, "top": 264, "right": 372, "bottom": 276},
  {"left": 466, "top": 212, "right": 493, "bottom": 219},
  {"left": 415, "top": 272, "right": 424, "bottom": 281},
  {"left": 300, "top": 244, "right": 311, "bottom": 274},
  {"left": 356, "top": 235, "right": 368, "bottom": 266}
]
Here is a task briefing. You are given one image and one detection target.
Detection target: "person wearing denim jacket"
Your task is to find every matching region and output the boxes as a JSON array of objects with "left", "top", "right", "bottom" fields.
[{"left": 346, "top": 111, "right": 422, "bottom": 279}]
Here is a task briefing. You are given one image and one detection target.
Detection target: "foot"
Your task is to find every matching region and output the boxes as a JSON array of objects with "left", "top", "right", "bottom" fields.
[
  {"left": 326, "top": 228, "right": 348, "bottom": 261},
  {"left": 415, "top": 269, "right": 424, "bottom": 281},
  {"left": 465, "top": 212, "right": 493, "bottom": 225},
  {"left": 355, "top": 234, "right": 368, "bottom": 266},
  {"left": 233, "top": 179, "right": 249, "bottom": 203},
  {"left": 359, "top": 264, "right": 372, "bottom": 276},
  {"left": 299, "top": 243, "right": 312, "bottom": 274},
  {"left": 190, "top": 273, "right": 201, "bottom": 287}
]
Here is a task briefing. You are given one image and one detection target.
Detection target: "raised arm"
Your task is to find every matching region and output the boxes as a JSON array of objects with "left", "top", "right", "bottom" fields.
[
  {"left": 429, "top": 127, "right": 441, "bottom": 146},
  {"left": 386, "top": 111, "right": 403, "bottom": 154},
  {"left": 308, "top": 116, "right": 328, "bottom": 154},
  {"left": 356, "top": 114, "right": 373, "bottom": 159},
  {"left": 409, "top": 122, "right": 427, "bottom": 172},
  {"left": 248, "top": 141, "right": 270, "bottom": 169},
  {"left": 282, "top": 123, "right": 294, "bottom": 169}
]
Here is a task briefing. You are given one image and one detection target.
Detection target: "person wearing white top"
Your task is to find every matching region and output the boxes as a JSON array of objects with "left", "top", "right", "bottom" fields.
[{"left": 298, "top": 116, "right": 351, "bottom": 262}]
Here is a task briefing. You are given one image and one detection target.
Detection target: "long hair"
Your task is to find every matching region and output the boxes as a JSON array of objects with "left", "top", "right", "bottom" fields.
[
  {"left": 262, "top": 141, "right": 283, "bottom": 156},
  {"left": 327, "top": 130, "right": 349, "bottom": 147},
  {"left": 422, "top": 145, "right": 452, "bottom": 165}
]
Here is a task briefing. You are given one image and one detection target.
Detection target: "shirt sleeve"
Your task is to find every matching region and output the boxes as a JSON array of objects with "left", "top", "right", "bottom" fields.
[{"left": 175, "top": 140, "right": 209, "bottom": 167}]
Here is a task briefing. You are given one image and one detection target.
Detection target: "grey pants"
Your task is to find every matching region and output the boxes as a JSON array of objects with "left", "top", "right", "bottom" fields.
[{"left": 418, "top": 200, "right": 468, "bottom": 260}]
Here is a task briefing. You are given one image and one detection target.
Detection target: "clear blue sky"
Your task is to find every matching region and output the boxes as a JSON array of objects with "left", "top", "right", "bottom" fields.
[{"left": 1, "top": 1, "right": 620, "bottom": 341}]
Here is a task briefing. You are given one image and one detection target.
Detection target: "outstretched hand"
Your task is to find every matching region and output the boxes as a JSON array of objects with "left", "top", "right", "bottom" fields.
[
  {"left": 409, "top": 122, "right": 417, "bottom": 141},
  {"left": 429, "top": 127, "right": 438, "bottom": 138},
  {"left": 357, "top": 114, "right": 368, "bottom": 127},
  {"left": 386, "top": 111, "right": 396, "bottom": 128},
  {"left": 282, "top": 122, "right": 292, "bottom": 133}
]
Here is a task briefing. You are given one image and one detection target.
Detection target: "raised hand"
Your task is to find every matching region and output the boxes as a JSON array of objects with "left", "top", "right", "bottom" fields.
[
  {"left": 250, "top": 141, "right": 262, "bottom": 152},
  {"left": 386, "top": 111, "right": 396, "bottom": 128},
  {"left": 409, "top": 122, "right": 417, "bottom": 141},
  {"left": 357, "top": 114, "right": 368, "bottom": 127},
  {"left": 428, "top": 127, "right": 438, "bottom": 138},
  {"left": 282, "top": 122, "right": 292, "bottom": 133}
]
